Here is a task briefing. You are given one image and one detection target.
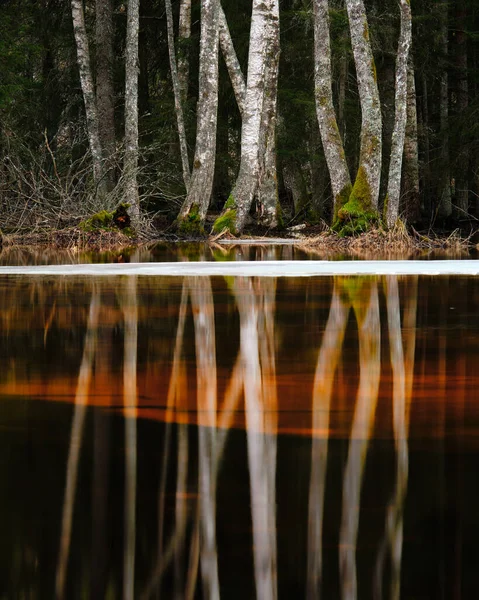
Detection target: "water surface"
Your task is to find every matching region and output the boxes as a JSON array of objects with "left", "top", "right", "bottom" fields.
[{"left": 0, "top": 257, "right": 478, "bottom": 598}]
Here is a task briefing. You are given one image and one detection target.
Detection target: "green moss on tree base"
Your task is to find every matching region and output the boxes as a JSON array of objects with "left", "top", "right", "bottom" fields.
[
  {"left": 332, "top": 168, "right": 378, "bottom": 236},
  {"left": 212, "top": 209, "right": 238, "bottom": 235},
  {"left": 79, "top": 204, "right": 133, "bottom": 234},
  {"left": 177, "top": 204, "right": 206, "bottom": 237}
]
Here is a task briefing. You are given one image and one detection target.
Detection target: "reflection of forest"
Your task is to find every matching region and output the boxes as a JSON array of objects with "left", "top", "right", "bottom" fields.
[{"left": 0, "top": 274, "right": 477, "bottom": 598}]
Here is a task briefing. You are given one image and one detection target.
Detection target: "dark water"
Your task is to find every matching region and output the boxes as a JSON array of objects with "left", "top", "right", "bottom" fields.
[{"left": 0, "top": 264, "right": 478, "bottom": 598}]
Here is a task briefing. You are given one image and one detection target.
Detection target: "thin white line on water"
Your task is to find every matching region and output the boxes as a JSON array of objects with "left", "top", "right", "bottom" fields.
[{"left": 0, "top": 260, "right": 478, "bottom": 277}]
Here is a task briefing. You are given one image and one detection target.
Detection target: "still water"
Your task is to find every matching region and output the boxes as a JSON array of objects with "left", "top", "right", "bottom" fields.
[{"left": 0, "top": 258, "right": 478, "bottom": 598}]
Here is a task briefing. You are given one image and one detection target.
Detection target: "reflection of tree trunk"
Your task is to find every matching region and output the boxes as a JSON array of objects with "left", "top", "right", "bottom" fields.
[
  {"left": 56, "top": 286, "right": 100, "bottom": 599},
  {"left": 189, "top": 277, "right": 220, "bottom": 600},
  {"left": 307, "top": 285, "right": 349, "bottom": 599},
  {"left": 122, "top": 276, "right": 138, "bottom": 600},
  {"left": 340, "top": 281, "right": 381, "bottom": 600},
  {"left": 234, "top": 278, "right": 277, "bottom": 600}
]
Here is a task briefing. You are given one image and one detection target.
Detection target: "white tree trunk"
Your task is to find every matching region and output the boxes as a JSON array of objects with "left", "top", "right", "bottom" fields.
[
  {"left": 166, "top": 0, "right": 191, "bottom": 190},
  {"left": 344, "top": 0, "right": 382, "bottom": 211},
  {"left": 178, "top": 0, "right": 191, "bottom": 105},
  {"left": 124, "top": 0, "right": 141, "bottom": 219},
  {"left": 385, "top": 0, "right": 412, "bottom": 228},
  {"left": 219, "top": 6, "right": 246, "bottom": 115},
  {"left": 257, "top": 0, "right": 280, "bottom": 227},
  {"left": 71, "top": 0, "right": 105, "bottom": 192},
  {"left": 214, "top": 0, "right": 279, "bottom": 234},
  {"left": 402, "top": 60, "right": 421, "bottom": 222},
  {"left": 314, "top": 0, "right": 351, "bottom": 215},
  {"left": 178, "top": 0, "right": 220, "bottom": 228}
]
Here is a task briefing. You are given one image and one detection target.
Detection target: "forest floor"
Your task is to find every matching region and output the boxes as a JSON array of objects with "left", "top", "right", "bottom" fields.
[{"left": 1, "top": 217, "right": 477, "bottom": 258}]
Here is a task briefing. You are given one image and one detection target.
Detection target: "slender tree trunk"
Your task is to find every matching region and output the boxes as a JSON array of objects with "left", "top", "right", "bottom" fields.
[
  {"left": 166, "top": 0, "right": 191, "bottom": 191},
  {"left": 454, "top": 0, "right": 469, "bottom": 218},
  {"left": 219, "top": 7, "right": 246, "bottom": 115},
  {"left": 385, "top": 0, "right": 413, "bottom": 228},
  {"left": 178, "top": 0, "right": 220, "bottom": 231},
  {"left": 178, "top": 0, "right": 191, "bottom": 105},
  {"left": 71, "top": 0, "right": 105, "bottom": 193},
  {"left": 339, "top": 0, "right": 382, "bottom": 229},
  {"left": 124, "top": 0, "right": 140, "bottom": 220},
  {"left": 313, "top": 0, "right": 351, "bottom": 217},
  {"left": 402, "top": 60, "right": 421, "bottom": 223},
  {"left": 95, "top": 0, "right": 116, "bottom": 191},
  {"left": 213, "top": 0, "right": 279, "bottom": 235},
  {"left": 257, "top": 0, "right": 280, "bottom": 227},
  {"left": 438, "top": 2, "right": 451, "bottom": 218}
]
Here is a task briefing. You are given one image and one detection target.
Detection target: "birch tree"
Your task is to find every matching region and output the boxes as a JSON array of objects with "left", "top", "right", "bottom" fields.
[
  {"left": 336, "top": 0, "right": 382, "bottom": 233},
  {"left": 166, "top": 0, "right": 191, "bottom": 190},
  {"left": 212, "top": 0, "right": 280, "bottom": 235},
  {"left": 177, "top": 0, "right": 192, "bottom": 105},
  {"left": 313, "top": 0, "right": 352, "bottom": 217},
  {"left": 402, "top": 61, "right": 420, "bottom": 223},
  {"left": 71, "top": 0, "right": 105, "bottom": 195},
  {"left": 384, "top": 0, "right": 413, "bottom": 228},
  {"left": 177, "top": 0, "right": 220, "bottom": 232},
  {"left": 124, "top": 0, "right": 141, "bottom": 220}
]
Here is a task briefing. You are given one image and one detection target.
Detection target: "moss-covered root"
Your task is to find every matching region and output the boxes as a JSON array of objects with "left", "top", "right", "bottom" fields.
[
  {"left": 176, "top": 204, "right": 206, "bottom": 237},
  {"left": 332, "top": 167, "right": 378, "bottom": 236},
  {"left": 211, "top": 195, "right": 238, "bottom": 236}
]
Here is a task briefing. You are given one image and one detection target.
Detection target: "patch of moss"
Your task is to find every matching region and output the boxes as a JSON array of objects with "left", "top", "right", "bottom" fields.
[
  {"left": 79, "top": 210, "right": 114, "bottom": 232},
  {"left": 177, "top": 204, "right": 206, "bottom": 237},
  {"left": 212, "top": 209, "right": 237, "bottom": 235},
  {"left": 225, "top": 195, "right": 236, "bottom": 210},
  {"left": 332, "top": 168, "right": 378, "bottom": 236},
  {"left": 332, "top": 183, "right": 353, "bottom": 223}
]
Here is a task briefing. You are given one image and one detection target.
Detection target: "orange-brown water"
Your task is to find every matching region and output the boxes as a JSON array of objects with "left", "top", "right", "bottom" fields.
[{"left": 0, "top": 267, "right": 478, "bottom": 598}]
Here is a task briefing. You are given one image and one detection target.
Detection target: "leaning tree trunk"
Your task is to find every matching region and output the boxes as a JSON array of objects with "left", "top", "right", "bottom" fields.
[
  {"left": 166, "top": 0, "right": 191, "bottom": 191},
  {"left": 71, "top": 0, "right": 105, "bottom": 195},
  {"left": 402, "top": 60, "right": 421, "bottom": 223},
  {"left": 212, "top": 0, "right": 278, "bottom": 235},
  {"left": 313, "top": 0, "right": 351, "bottom": 218},
  {"left": 96, "top": 0, "right": 116, "bottom": 192},
  {"left": 257, "top": 0, "right": 280, "bottom": 228},
  {"left": 384, "top": 0, "right": 413, "bottom": 228},
  {"left": 337, "top": 0, "right": 382, "bottom": 234},
  {"left": 177, "top": 0, "right": 220, "bottom": 233},
  {"left": 219, "top": 6, "right": 246, "bottom": 115},
  {"left": 124, "top": 0, "right": 141, "bottom": 220}
]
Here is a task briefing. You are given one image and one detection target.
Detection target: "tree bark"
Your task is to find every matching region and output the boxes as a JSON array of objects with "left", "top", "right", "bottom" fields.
[
  {"left": 402, "top": 60, "right": 421, "bottom": 223},
  {"left": 257, "top": 0, "right": 280, "bottom": 227},
  {"left": 219, "top": 6, "right": 246, "bottom": 115},
  {"left": 124, "top": 0, "right": 141, "bottom": 220},
  {"left": 177, "top": 0, "right": 220, "bottom": 231},
  {"left": 166, "top": 0, "right": 192, "bottom": 191},
  {"left": 71, "top": 0, "right": 105, "bottom": 193},
  {"left": 313, "top": 0, "right": 351, "bottom": 216},
  {"left": 338, "top": 0, "right": 382, "bottom": 230},
  {"left": 385, "top": 0, "right": 412, "bottom": 228},
  {"left": 213, "top": 0, "right": 279, "bottom": 235},
  {"left": 438, "top": 2, "right": 452, "bottom": 218},
  {"left": 178, "top": 0, "right": 191, "bottom": 105},
  {"left": 454, "top": 0, "right": 469, "bottom": 218},
  {"left": 95, "top": 0, "right": 116, "bottom": 191}
]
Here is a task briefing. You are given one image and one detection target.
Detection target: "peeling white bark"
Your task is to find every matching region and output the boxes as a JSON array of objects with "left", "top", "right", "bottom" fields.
[
  {"left": 345, "top": 0, "right": 382, "bottom": 209},
  {"left": 403, "top": 60, "right": 420, "bottom": 222},
  {"left": 314, "top": 0, "right": 351, "bottom": 212},
  {"left": 71, "top": 0, "right": 105, "bottom": 191},
  {"left": 178, "top": 0, "right": 191, "bottom": 105},
  {"left": 124, "top": 0, "right": 141, "bottom": 219},
  {"left": 179, "top": 0, "right": 220, "bottom": 222},
  {"left": 385, "top": 0, "right": 412, "bottom": 227},
  {"left": 166, "top": 0, "right": 191, "bottom": 190},
  {"left": 226, "top": 0, "right": 280, "bottom": 233}
]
